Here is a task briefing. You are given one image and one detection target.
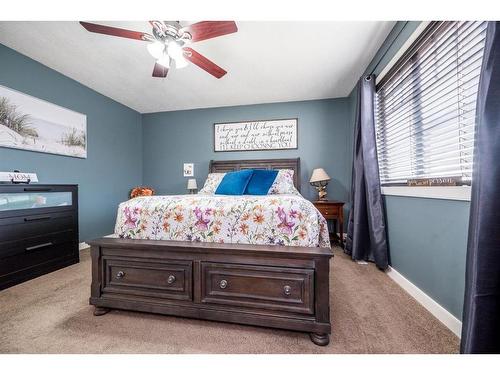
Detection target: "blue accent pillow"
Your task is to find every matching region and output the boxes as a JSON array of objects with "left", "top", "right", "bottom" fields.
[
  {"left": 215, "top": 170, "right": 254, "bottom": 195},
  {"left": 245, "top": 169, "right": 279, "bottom": 195}
]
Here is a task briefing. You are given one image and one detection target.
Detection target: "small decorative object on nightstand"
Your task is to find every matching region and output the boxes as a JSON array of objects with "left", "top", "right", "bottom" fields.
[
  {"left": 312, "top": 200, "right": 345, "bottom": 248},
  {"left": 309, "top": 168, "right": 331, "bottom": 201},
  {"left": 187, "top": 178, "right": 198, "bottom": 194}
]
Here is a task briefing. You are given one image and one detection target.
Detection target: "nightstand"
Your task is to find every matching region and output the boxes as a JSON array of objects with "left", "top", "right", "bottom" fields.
[{"left": 312, "top": 200, "right": 345, "bottom": 248}]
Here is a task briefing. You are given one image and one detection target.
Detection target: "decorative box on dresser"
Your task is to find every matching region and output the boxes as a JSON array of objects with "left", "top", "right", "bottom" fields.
[
  {"left": 0, "top": 184, "right": 79, "bottom": 290},
  {"left": 312, "top": 200, "right": 345, "bottom": 248}
]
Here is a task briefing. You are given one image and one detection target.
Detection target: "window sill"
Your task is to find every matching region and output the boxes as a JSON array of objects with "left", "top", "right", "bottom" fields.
[{"left": 381, "top": 186, "right": 471, "bottom": 201}]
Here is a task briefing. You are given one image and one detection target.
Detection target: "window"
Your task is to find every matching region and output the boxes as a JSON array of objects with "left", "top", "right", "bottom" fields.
[{"left": 375, "top": 21, "right": 487, "bottom": 186}]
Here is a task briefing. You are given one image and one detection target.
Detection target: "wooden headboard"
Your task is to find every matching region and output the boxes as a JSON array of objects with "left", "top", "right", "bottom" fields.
[{"left": 209, "top": 158, "right": 301, "bottom": 192}]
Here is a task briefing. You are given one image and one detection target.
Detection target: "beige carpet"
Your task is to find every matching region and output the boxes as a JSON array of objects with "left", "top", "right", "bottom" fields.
[{"left": 0, "top": 247, "right": 459, "bottom": 354}]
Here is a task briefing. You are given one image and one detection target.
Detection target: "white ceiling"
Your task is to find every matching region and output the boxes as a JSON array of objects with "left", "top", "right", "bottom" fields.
[{"left": 0, "top": 21, "right": 395, "bottom": 113}]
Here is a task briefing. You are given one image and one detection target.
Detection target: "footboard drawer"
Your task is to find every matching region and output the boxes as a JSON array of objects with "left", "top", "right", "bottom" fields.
[
  {"left": 102, "top": 258, "right": 192, "bottom": 301},
  {"left": 201, "top": 263, "right": 314, "bottom": 315}
]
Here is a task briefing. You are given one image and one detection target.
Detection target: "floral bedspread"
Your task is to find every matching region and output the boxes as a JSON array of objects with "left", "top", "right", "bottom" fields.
[{"left": 115, "top": 194, "right": 331, "bottom": 248}]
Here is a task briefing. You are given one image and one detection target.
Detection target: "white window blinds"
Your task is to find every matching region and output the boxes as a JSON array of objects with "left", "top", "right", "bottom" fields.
[{"left": 375, "top": 21, "right": 487, "bottom": 185}]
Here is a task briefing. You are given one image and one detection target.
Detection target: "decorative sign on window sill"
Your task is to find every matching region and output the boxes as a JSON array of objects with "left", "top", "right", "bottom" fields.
[
  {"left": 407, "top": 176, "right": 461, "bottom": 187},
  {"left": 214, "top": 118, "right": 298, "bottom": 152}
]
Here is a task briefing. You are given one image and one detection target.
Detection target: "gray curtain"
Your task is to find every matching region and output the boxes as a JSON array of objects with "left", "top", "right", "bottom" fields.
[
  {"left": 345, "top": 75, "right": 389, "bottom": 270},
  {"left": 461, "top": 21, "right": 500, "bottom": 354}
]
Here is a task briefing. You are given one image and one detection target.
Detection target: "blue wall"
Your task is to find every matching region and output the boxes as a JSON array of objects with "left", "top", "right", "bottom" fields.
[
  {"left": 359, "top": 21, "right": 470, "bottom": 319},
  {"left": 0, "top": 44, "right": 143, "bottom": 241},
  {"left": 142, "top": 99, "right": 352, "bottom": 208},
  {"left": 384, "top": 196, "right": 470, "bottom": 318}
]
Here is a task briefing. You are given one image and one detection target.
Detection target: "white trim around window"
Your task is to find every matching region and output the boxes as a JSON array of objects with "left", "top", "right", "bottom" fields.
[
  {"left": 381, "top": 186, "right": 471, "bottom": 201},
  {"left": 377, "top": 21, "right": 430, "bottom": 82}
]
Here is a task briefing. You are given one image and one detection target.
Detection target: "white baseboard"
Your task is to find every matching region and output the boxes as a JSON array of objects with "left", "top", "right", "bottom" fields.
[
  {"left": 386, "top": 266, "right": 462, "bottom": 337},
  {"left": 78, "top": 242, "right": 90, "bottom": 251}
]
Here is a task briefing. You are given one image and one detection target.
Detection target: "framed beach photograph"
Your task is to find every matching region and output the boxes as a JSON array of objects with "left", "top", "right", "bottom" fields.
[
  {"left": 0, "top": 84, "right": 87, "bottom": 158},
  {"left": 214, "top": 118, "right": 298, "bottom": 152}
]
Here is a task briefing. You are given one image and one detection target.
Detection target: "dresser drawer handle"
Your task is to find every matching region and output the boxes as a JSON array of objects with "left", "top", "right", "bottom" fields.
[
  {"left": 283, "top": 285, "right": 292, "bottom": 296},
  {"left": 26, "top": 242, "right": 53, "bottom": 251},
  {"left": 24, "top": 216, "right": 51, "bottom": 222},
  {"left": 167, "top": 275, "right": 176, "bottom": 284},
  {"left": 219, "top": 279, "right": 228, "bottom": 289},
  {"left": 324, "top": 211, "right": 329, "bottom": 215},
  {"left": 116, "top": 271, "right": 125, "bottom": 279},
  {"left": 23, "top": 187, "right": 52, "bottom": 192}
]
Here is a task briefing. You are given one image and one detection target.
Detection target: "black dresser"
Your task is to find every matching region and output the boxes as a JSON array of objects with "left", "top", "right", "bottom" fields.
[{"left": 0, "top": 184, "right": 79, "bottom": 290}]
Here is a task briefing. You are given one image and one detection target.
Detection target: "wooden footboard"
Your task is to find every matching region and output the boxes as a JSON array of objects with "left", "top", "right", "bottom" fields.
[{"left": 88, "top": 237, "right": 333, "bottom": 346}]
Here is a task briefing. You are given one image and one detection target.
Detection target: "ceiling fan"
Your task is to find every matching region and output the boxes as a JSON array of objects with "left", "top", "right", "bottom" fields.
[{"left": 79, "top": 21, "right": 238, "bottom": 79}]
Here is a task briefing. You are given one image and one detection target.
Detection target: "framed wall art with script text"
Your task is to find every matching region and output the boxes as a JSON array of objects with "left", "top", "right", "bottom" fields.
[{"left": 213, "top": 118, "right": 298, "bottom": 152}]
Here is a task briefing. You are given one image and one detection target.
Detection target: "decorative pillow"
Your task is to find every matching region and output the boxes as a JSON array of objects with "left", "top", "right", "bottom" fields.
[
  {"left": 215, "top": 170, "right": 254, "bottom": 195},
  {"left": 268, "top": 169, "right": 301, "bottom": 195},
  {"left": 244, "top": 169, "right": 279, "bottom": 195},
  {"left": 198, "top": 173, "right": 226, "bottom": 194}
]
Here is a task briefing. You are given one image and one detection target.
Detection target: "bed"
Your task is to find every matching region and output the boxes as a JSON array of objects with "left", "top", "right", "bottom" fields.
[{"left": 89, "top": 158, "right": 333, "bottom": 345}]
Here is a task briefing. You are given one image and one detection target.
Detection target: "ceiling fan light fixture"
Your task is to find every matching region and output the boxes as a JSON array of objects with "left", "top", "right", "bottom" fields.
[
  {"left": 147, "top": 41, "right": 165, "bottom": 59},
  {"left": 166, "top": 41, "right": 188, "bottom": 69},
  {"left": 167, "top": 42, "right": 183, "bottom": 60},
  {"left": 174, "top": 56, "right": 188, "bottom": 69},
  {"left": 157, "top": 53, "right": 171, "bottom": 68}
]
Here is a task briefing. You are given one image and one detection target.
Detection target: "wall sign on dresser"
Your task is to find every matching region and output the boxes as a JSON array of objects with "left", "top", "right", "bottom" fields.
[{"left": 0, "top": 184, "right": 79, "bottom": 290}]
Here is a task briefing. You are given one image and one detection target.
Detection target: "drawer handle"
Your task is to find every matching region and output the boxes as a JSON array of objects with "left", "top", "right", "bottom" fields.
[
  {"left": 283, "top": 285, "right": 292, "bottom": 296},
  {"left": 325, "top": 211, "right": 329, "bottom": 215},
  {"left": 167, "top": 275, "right": 176, "bottom": 284},
  {"left": 26, "top": 242, "right": 53, "bottom": 251},
  {"left": 219, "top": 279, "right": 228, "bottom": 289},
  {"left": 116, "top": 271, "right": 125, "bottom": 279},
  {"left": 24, "top": 216, "right": 51, "bottom": 222}
]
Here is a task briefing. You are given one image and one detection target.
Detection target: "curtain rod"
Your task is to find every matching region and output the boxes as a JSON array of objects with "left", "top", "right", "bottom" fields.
[{"left": 368, "top": 21, "right": 409, "bottom": 77}]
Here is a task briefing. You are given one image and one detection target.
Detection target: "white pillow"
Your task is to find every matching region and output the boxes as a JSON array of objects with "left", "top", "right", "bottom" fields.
[
  {"left": 198, "top": 173, "right": 226, "bottom": 194},
  {"left": 268, "top": 169, "right": 301, "bottom": 195}
]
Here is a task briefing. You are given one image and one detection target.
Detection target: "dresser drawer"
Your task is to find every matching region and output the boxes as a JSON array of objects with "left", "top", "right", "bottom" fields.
[
  {"left": 0, "top": 229, "right": 75, "bottom": 259},
  {"left": 0, "top": 211, "right": 76, "bottom": 243},
  {"left": 102, "top": 258, "right": 193, "bottom": 301},
  {"left": 314, "top": 204, "right": 340, "bottom": 219},
  {"left": 201, "top": 263, "right": 314, "bottom": 315},
  {"left": 0, "top": 241, "right": 77, "bottom": 279}
]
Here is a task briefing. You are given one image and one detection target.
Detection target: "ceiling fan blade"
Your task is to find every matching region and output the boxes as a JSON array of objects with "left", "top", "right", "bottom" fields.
[
  {"left": 180, "top": 21, "right": 237, "bottom": 43},
  {"left": 80, "top": 21, "right": 153, "bottom": 41},
  {"left": 152, "top": 63, "right": 169, "bottom": 78},
  {"left": 183, "top": 47, "right": 227, "bottom": 78}
]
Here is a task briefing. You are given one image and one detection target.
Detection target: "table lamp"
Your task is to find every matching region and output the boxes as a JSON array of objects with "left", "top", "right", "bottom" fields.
[
  {"left": 187, "top": 178, "right": 198, "bottom": 194},
  {"left": 309, "top": 168, "right": 330, "bottom": 201}
]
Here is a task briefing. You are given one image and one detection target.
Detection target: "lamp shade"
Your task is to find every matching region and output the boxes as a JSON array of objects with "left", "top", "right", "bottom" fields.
[
  {"left": 187, "top": 178, "right": 198, "bottom": 190},
  {"left": 309, "top": 168, "right": 330, "bottom": 183}
]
